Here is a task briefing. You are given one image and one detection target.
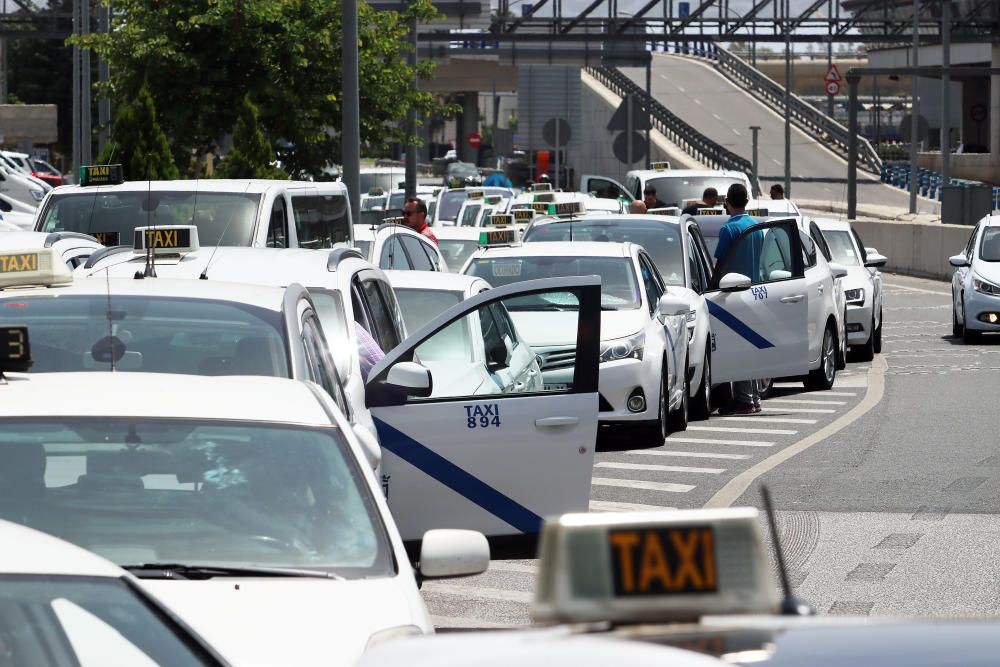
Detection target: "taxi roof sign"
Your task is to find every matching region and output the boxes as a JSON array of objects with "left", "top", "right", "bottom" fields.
[
  {"left": 478, "top": 228, "right": 518, "bottom": 248},
  {"left": 487, "top": 213, "right": 514, "bottom": 227},
  {"left": 132, "top": 225, "right": 200, "bottom": 255},
  {"left": 484, "top": 194, "right": 503, "bottom": 205},
  {"left": 532, "top": 182, "right": 553, "bottom": 193},
  {"left": 512, "top": 208, "right": 535, "bottom": 222},
  {"left": 549, "top": 201, "right": 585, "bottom": 217},
  {"left": 468, "top": 189, "right": 485, "bottom": 199},
  {"left": 531, "top": 508, "right": 779, "bottom": 625},
  {"left": 696, "top": 207, "right": 726, "bottom": 216},
  {"left": 651, "top": 161, "right": 671, "bottom": 170},
  {"left": 382, "top": 216, "right": 405, "bottom": 225},
  {"left": 533, "top": 192, "right": 556, "bottom": 203},
  {"left": 648, "top": 207, "right": 681, "bottom": 216},
  {"left": 745, "top": 208, "right": 770, "bottom": 217},
  {"left": 0, "top": 247, "right": 73, "bottom": 290},
  {"left": 79, "top": 164, "right": 124, "bottom": 187}
]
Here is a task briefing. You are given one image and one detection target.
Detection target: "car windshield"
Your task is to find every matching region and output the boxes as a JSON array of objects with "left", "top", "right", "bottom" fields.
[
  {"left": 447, "top": 162, "right": 478, "bottom": 178},
  {"left": 523, "top": 219, "right": 686, "bottom": 285},
  {"left": 0, "top": 419, "right": 392, "bottom": 577},
  {"left": 37, "top": 191, "right": 262, "bottom": 247},
  {"left": 0, "top": 576, "right": 217, "bottom": 666},
  {"left": 360, "top": 196, "right": 387, "bottom": 211},
  {"left": 980, "top": 227, "right": 1000, "bottom": 262},
  {"left": 646, "top": 176, "right": 746, "bottom": 207},
  {"left": 466, "top": 255, "right": 640, "bottom": 310},
  {"left": 439, "top": 239, "right": 480, "bottom": 271},
  {"left": 823, "top": 229, "right": 861, "bottom": 266},
  {"left": 0, "top": 294, "right": 289, "bottom": 376}
]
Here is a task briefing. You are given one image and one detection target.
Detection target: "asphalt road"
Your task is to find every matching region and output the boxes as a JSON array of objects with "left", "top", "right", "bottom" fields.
[
  {"left": 620, "top": 54, "right": 940, "bottom": 214},
  {"left": 423, "top": 275, "right": 972, "bottom": 628}
]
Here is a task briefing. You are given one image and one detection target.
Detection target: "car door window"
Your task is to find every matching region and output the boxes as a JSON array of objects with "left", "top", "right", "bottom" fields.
[
  {"left": 800, "top": 230, "right": 817, "bottom": 268},
  {"left": 809, "top": 222, "right": 832, "bottom": 262},
  {"left": 418, "top": 238, "right": 441, "bottom": 270},
  {"left": 0, "top": 197, "right": 10, "bottom": 212},
  {"left": 638, "top": 255, "right": 663, "bottom": 315},
  {"left": 360, "top": 278, "right": 402, "bottom": 351},
  {"left": 400, "top": 235, "right": 434, "bottom": 270},
  {"left": 686, "top": 233, "right": 706, "bottom": 293},
  {"left": 965, "top": 223, "right": 981, "bottom": 258},
  {"left": 850, "top": 228, "right": 869, "bottom": 264},
  {"left": 301, "top": 315, "right": 351, "bottom": 417},
  {"left": 267, "top": 197, "right": 288, "bottom": 248},
  {"left": 587, "top": 177, "right": 626, "bottom": 200},
  {"left": 713, "top": 220, "right": 802, "bottom": 287},
  {"left": 291, "top": 193, "right": 350, "bottom": 248},
  {"left": 379, "top": 234, "right": 412, "bottom": 270}
]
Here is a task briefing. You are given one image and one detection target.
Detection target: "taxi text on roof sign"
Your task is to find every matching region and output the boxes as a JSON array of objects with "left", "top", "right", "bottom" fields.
[
  {"left": 745, "top": 209, "right": 770, "bottom": 217},
  {"left": 533, "top": 193, "right": 555, "bottom": 203},
  {"left": 0, "top": 253, "right": 38, "bottom": 274},
  {"left": 513, "top": 209, "right": 535, "bottom": 222},
  {"left": 479, "top": 228, "right": 517, "bottom": 247},
  {"left": 0, "top": 247, "right": 72, "bottom": 290},
  {"left": 550, "top": 201, "right": 584, "bottom": 216},
  {"left": 468, "top": 189, "right": 485, "bottom": 199},
  {"left": 0, "top": 325, "right": 32, "bottom": 373},
  {"left": 90, "top": 231, "right": 121, "bottom": 247},
  {"left": 530, "top": 508, "right": 779, "bottom": 625},
  {"left": 652, "top": 161, "right": 670, "bottom": 170},
  {"left": 132, "top": 225, "right": 200, "bottom": 255},
  {"left": 383, "top": 216, "right": 405, "bottom": 225},
  {"left": 487, "top": 214, "right": 513, "bottom": 227},
  {"left": 530, "top": 202, "right": 551, "bottom": 213},
  {"left": 79, "top": 164, "right": 125, "bottom": 187}
]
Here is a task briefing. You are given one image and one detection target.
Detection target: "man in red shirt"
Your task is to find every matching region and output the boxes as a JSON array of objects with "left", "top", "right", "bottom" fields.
[{"left": 402, "top": 197, "right": 438, "bottom": 245}]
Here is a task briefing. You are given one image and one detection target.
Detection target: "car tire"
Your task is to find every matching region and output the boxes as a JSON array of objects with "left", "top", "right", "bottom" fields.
[
  {"left": 873, "top": 308, "right": 883, "bottom": 354},
  {"left": 668, "top": 358, "right": 689, "bottom": 432},
  {"left": 952, "top": 303, "right": 964, "bottom": 338},
  {"left": 804, "top": 324, "right": 837, "bottom": 391},
  {"left": 962, "top": 297, "right": 981, "bottom": 343},
  {"left": 836, "top": 307, "right": 847, "bottom": 370},
  {"left": 689, "top": 349, "right": 712, "bottom": 421},
  {"left": 642, "top": 364, "right": 670, "bottom": 446},
  {"left": 856, "top": 316, "right": 876, "bottom": 362}
]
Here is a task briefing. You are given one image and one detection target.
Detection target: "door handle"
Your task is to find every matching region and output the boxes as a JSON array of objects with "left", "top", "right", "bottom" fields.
[
  {"left": 779, "top": 294, "right": 805, "bottom": 303},
  {"left": 535, "top": 416, "right": 579, "bottom": 428}
]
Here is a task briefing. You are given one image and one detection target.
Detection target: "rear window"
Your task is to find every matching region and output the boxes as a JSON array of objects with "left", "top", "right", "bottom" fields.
[
  {"left": 291, "top": 194, "right": 351, "bottom": 248},
  {"left": 0, "top": 294, "right": 289, "bottom": 376}
]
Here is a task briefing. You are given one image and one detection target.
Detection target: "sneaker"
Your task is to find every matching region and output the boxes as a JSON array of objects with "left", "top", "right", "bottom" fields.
[
  {"left": 753, "top": 405, "right": 763, "bottom": 413},
  {"left": 722, "top": 405, "right": 757, "bottom": 415}
]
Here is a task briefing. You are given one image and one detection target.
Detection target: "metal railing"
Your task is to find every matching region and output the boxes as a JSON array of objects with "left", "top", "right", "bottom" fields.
[
  {"left": 713, "top": 46, "right": 882, "bottom": 174},
  {"left": 587, "top": 65, "right": 760, "bottom": 195}
]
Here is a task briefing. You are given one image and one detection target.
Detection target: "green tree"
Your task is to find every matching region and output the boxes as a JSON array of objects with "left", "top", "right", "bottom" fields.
[
  {"left": 78, "top": 0, "right": 450, "bottom": 177},
  {"left": 217, "top": 96, "right": 285, "bottom": 178},
  {"left": 98, "top": 82, "right": 179, "bottom": 180}
]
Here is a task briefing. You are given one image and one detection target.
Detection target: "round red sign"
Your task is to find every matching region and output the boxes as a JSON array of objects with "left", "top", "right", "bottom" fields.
[
  {"left": 467, "top": 132, "right": 483, "bottom": 148},
  {"left": 825, "top": 80, "right": 841, "bottom": 97}
]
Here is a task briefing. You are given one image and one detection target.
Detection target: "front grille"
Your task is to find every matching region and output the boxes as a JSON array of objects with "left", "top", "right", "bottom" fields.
[{"left": 540, "top": 349, "right": 576, "bottom": 371}]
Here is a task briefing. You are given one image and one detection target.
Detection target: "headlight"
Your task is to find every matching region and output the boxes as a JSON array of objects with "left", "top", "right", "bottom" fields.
[
  {"left": 599, "top": 332, "right": 644, "bottom": 363},
  {"left": 30, "top": 189, "right": 44, "bottom": 202},
  {"left": 973, "top": 275, "right": 1000, "bottom": 296},
  {"left": 844, "top": 288, "right": 865, "bottom": 303}
]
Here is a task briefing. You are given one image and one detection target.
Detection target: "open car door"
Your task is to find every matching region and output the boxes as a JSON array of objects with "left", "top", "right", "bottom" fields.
[
  {"left": 365, "top": 276, "right": 601, "bottom": 555},
  {"left": 705, "top": 218, "right": 810, "bottom": 382},
  {"left": 580, "top": 175, "right": 631, "bottom": 202}
]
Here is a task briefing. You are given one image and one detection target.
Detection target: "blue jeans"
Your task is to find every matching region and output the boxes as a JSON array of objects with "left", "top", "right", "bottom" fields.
[{"left": 733, "top": 379, "right": 760, "bottom": 408}]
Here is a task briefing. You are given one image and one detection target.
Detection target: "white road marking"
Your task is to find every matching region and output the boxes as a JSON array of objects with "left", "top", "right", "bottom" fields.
[
  {"left": 422, "top": 582, "right": 533, "bottom": 604},
  {"left": 668, "top": 436, "right": 775, "bottom": 447},
  {"left": 718, "top": 416, "right": 818, "bottom": 424},
  {"left": 883, "top": 282, "right": 950, "bottom": 296},
  {"left": 712, "top": 112, "right": 722, "bottom": 120},
  {"left": 765, "top": 398, "right": 847, "bottom": 405},
  {"left": 820, "top": 391, "right": 857, "bottom": 397},
  {"left": 595, "top": 461, "right": 724, "bottom": 474},
  {"left": 487, "top": 561, "right": 537, "bottom": 574},
  {"left": 761, "top": 407, "right": 836, "bottom": 414},
  {"left": 628, "top": 449, "right": 751, "bottom": 460},
  {"left": 592, "top": 477, "right": 695, "bottom": 493},
  {"left": 732, "top": 129, "right": 743, "bottom": 136},
  {"left": 688, "top": 425, "right": 798, "bottom": 435},
  {"left": 590, "top": 500, "right": 677, "bottom": 512},
  {"left": 694, "top": 98, "right": 702, "bottom": 105}
]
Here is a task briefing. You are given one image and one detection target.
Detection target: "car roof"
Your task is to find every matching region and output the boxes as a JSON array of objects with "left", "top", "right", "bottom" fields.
[
  {"left": 0, "top": 519, "right": 125, "bottom": 578},
  {"left": 0, "top": 372, "right": 331, "bottom": 424},
  {"left": 811, "top": 217, "right": 853, "bottom": 232},
  {"left": 2, "top": 275, "right": 288, "bottom": 311},
  {"left": 529, "top": 214, "right": 681, "bottom": 227},
  {"left": 0, "top": 231, "right": 101, "bottom": 250},
  {"left": 386, "top": 269, "right": 488, "bottom": 292},
  {"left": 630, "top": 168, "right": 747, "bottom": 179},
  {"left": 47, "top": 179, "right": 348, "bottom": 196},
  {"left": 472, "top": 241, "right": 634, "bottom": 259},
  {"left": 433, "top": 226, "right": 486, "bottom": 240},
  {"left": 80, "top": 246, "right": 370, "bottom": 287}
]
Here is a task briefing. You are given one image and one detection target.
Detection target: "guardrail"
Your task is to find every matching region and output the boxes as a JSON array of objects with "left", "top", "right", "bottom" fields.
[
  {"left": 713, "top": 46, "right": 883, "bottom": 175},
  {"left": 881, "top": 161, "right": 1000, "bottom": 210},
  {"left": 587, "top": 65, "right": 760, "bottom": 196}
]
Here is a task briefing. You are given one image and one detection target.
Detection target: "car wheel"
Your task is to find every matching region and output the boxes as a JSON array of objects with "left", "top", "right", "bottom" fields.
[
  {"left": 758, "top": 377, "right": 774, "bottom": 399},
  {"left": 962, "top": 297, "right": 982, "bottom": 343},
  {"left": 689, "top": 349, "right": 712, "bottom": 421},
  {"left": 952, "top": 303, "right": 964, "bottom": 338},
  {"left": 642, "top": 363, "right": 669, "bottom": 446},
  {"left": 668, "top": 358, "right": 689, "bottom": 432},
  {"left": 856, "top": 315, "right": 875, "bottom": 362},
  {"left": 805, "top": 324, "right": 837, "bottom": 390},
  {"left": 873, "top": 308, "right": 883, "bottom": 353},
  {"left": 836, "top": 307, "right": 847, "bottom": 370}
]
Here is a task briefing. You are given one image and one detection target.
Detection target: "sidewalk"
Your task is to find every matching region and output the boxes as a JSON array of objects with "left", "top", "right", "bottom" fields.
[{"left": 798, "top": 198, "right": 942, "bottom": 225}]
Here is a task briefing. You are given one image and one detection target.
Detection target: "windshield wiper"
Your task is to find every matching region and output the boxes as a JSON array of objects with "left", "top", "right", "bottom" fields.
[{"left": 122, "top": 563, "right": 344, "bottom": 581}]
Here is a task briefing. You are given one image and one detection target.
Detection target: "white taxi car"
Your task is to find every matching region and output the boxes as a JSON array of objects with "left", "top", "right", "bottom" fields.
[
  {"left": 0, "top": 358, "right": 488, "bottom": 666},
  {"left": 0, "top": 518, "right": 232, "bottom": 665},
  {"left": 436, "top": 225, "right": 488, "bottom": 271},
  {"left": 353, "top": 221, "right": 447, "bottom": 271},
  {"left": 522, "top": 213, "right": 715, "bottom": 420},
  {"left": 815, "top": 218, "right": 888, "bottom": 360},
  {"left": 582, "top": 167, "right": 753, "bottom": 209},
  {"left": 463, "top": 242, "right": 691, "bottom": 445},
  {"left": 434, "top": 186, "right": 514, "bottom": 226},
  {"left": 950, "top": 214, "right": 1000, "bottom": 342}
]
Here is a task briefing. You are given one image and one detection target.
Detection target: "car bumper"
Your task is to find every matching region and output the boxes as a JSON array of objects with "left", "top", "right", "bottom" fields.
[
  {"left": 597, "top": 357, "right": 660, "bottom": 423},
  {"left": 964, "top": 289, "right": 1000, "bottom": 331},
  {"left": 846, "top": 302, "right": 873, "bottom": 345}
]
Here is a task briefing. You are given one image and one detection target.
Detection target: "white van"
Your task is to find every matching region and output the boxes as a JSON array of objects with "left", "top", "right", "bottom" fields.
[{"left": 34, "top": 168, "right": 353, "bottom": 248}]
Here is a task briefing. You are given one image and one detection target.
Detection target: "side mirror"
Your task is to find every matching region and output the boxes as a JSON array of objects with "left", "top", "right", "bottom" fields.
[
  {"left": 418, "top": 529, "right": 489, "bottom": 580},
  {"left": 656, "top": 293, "right": 690, "bottom": 319},
  {"left": 864, "top": 252, "right": 888, "bottom": 268},
  {"left": 827, "top": 261, "right": 849, "bottom": 279},
  {"left": 864, "top": 247, "right": 879, "bottom": 256},
  {"left": 719, "top": 272, "right": 752, "bottom": 292},
  {"left": 386, "top": 361, "right": 432, "bottom": 397},
  {"left": 352, "top": 423, "right": 382, "bottom": 470},
  {"left": 948, "top": 254, "right": 970, "bottom": 268}
]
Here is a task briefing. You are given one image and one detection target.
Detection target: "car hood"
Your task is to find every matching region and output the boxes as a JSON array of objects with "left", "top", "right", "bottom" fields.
[
  {"left": 141, "top": 576, "right": 426, "bottom": 667},
  {"left": 510, "top": 309, "right": 644, "bottom": 346},
  {"left": 973, "top": 259, "right": 1000, "bottom": 284},
  {"left": 841, "top": 267, "right": 871, "bottom": 291}
]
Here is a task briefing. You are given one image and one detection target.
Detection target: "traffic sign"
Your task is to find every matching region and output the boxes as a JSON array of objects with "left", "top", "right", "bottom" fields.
[
  {"left": 825, "top": 80, "right": 841, "bottom": 96},
  {"left": 467, "top": 133, "right": 482, "bottom": 148},
  {"left": 824, "top": 64, "right": 841, "bottom": 83},
  {"left": 543, "top": 118, "right": 572, "bottom": 147},
  {"left": 607, "top": 95, "right": 651, "bottom": 132},
  {"left": 612, "top": 131, "right": 646, "bottom": 164}
]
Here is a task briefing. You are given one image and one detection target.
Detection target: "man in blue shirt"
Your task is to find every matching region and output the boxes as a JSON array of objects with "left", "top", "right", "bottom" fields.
[
  {"left": 714, "top": 183, "right": 763, "bottom": 414},
  {"left": 484, "top": 171, "right": 513, "bottom": 188}
]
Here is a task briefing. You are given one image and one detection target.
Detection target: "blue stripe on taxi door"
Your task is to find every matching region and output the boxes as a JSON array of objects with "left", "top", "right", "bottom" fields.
[{"left": 706, "top": 301, "right": 775, "bottom": 350}]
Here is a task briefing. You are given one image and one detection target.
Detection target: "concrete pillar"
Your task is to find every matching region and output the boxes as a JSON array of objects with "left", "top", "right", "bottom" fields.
[
  {"left": 457, "top": 92, "right": 479, "bottom": 163},
  {"left": 991, "top": 44, "right": 1000, "bottom": 163}
]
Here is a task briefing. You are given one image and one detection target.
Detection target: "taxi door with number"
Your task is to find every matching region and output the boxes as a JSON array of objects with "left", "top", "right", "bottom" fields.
[
  {"left": 706, "top": 219, "right": 810, "bottom": 382},
  {"left": 365, "top": 276, "right": 600, "bottom": 549}
]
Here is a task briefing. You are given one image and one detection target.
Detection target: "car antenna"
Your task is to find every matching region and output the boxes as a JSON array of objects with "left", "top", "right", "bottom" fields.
[
  {"left": 85, "top": 141, "right": 117, "bottom": 237},
  {"left": 760, "top": 484, "right": 814, "bottom": 616},
  {"left": 104, "top": 267, "right": 117, "bottom": 372},
  {"left": 200, "top": 179, "right": 253, "bottom": 280},
  {"left": 136, "top": 156, "right": 157, "bottom": 279}
]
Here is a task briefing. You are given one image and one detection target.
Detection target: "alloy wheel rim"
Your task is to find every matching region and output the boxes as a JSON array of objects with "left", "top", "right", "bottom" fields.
[{"left": 823, "top": 330, "right": 835, "bottom": 383}]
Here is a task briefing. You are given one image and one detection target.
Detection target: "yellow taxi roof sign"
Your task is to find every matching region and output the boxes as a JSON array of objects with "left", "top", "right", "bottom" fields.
[
  {"left": 696, "top": 207, "right": 727, "bottom": 216},
  {"left": 745, "top": 208, "right": 770, "bottom": 217},
  {"left": 0, "top": 247, "right": 73, "bottom": 290},
  {"left": 512, "top": 208, "right": 535, "bottom": 222},
  {"left": 651, "top": 161, "right": 671, "bottom": 170},
  {"left": 132, "top": 225, "right": 200, "bottom": 255},
  {"left": 487, "top": 214, "right": 514, "bottom": 227},
  {"left": 79, "top": 164, "right": 124, "bottom": 187},
  {"left": 648, "top": 207, "right": 681, "bottom": 216},
  {"left": 382, "top": 216, "right": 405, "bottom": 225},
  {"left": 478, "top": 228, "right": 519, "bottom": 248},
  {"left": 531, "top": 508, "right": 779, "bottom": 626},
  {"left": 549, "top": 201, "right": 585, "bottom": 217},
  {"left": 468, "top": 189, "right": 485, "bottom": 199},
  {"left": 532, "top": 182, "right": 553, "bottom": 193}
]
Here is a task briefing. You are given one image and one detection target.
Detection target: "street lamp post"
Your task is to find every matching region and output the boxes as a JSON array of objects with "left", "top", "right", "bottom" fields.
[{"left": 342, "top": 0, "right": 361, "bottom": 223}]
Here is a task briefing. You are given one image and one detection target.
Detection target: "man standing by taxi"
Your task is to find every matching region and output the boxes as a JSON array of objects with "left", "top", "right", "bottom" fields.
[
  {"left": 714, "top": 183, "right": 763, "bottom": 414},
  {"left": 642, "top": 185, "right": 667, "bottom": 210},
  {"left": 402, "top": 197, "right": 438, "bottom": 245},
  {"left": 681, "top": 187, "right": 719, "bottom": 215}
]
